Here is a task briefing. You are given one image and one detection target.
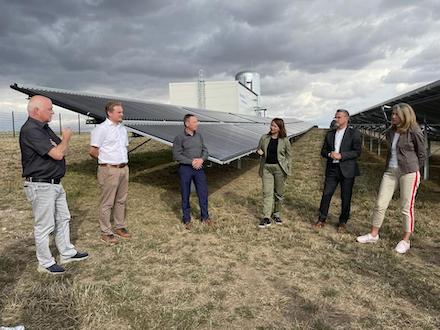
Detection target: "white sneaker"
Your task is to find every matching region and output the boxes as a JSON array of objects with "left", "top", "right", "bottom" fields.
[
  {"left": 395, "top": 240, "right": 410, "bottom": 254},
  {"left": 356, "top": 233, "right": 379, "bottom": 244}
]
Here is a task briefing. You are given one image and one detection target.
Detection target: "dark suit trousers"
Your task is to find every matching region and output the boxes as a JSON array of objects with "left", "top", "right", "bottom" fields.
[{"left": 319, "top": 163, "right": 355, "bottom": 223}]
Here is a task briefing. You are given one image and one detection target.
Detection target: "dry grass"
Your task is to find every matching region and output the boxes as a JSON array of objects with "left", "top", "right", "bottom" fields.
[{"left": 0, "top": 128, "right": 439, "bottom": 330}]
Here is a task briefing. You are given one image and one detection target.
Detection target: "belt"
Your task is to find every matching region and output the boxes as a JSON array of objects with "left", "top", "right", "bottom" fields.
[
  {"left": 25, "top": 177, "right": 61, "bottom": 184},
  {"left": 99, "top": 163, "right": 128, "bottom": 168}
]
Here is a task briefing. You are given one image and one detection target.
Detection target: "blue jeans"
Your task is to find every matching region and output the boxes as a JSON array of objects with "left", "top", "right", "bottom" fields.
[{"left": 178, "top": 164, "right": 209, "bottom": 223}]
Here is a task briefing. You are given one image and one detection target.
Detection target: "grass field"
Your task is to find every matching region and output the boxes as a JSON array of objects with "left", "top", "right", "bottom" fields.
[{"left": 0, "top": 128, "right": 439, "bottom": 329}]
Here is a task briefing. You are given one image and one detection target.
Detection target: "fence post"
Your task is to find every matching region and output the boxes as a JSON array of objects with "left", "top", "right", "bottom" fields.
[
  {"left": 78, "top": 113, "right": 81, "bottom": 135},
  {"left": 12, "top": 111, "right": 15, "bottom": 138}
]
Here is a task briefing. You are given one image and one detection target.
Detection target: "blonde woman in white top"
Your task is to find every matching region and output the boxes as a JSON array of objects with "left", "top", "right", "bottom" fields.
[{"left": 357, "top": 103, "right": 426, "bottom": 254}]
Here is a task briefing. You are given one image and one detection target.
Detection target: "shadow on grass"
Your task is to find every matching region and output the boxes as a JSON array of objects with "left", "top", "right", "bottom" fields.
[
  {"left": 273, "top": 282, "right": 356, "bottom": 329},
  {"left": 222, "top": 190, "right": 260, "bottom": 219},
  {"left": 412, "top": 239, "right": 440, "bottom": 267},
  {"left": 0, "top": 236, "right": 82, "bottom": 329},
  {"left": 135, "top": 157, "right": 259, "bottom": 221},
  {"left": 323, "top": 233, "right": 440, "bottom": 315},
  {"left": 0, "top": 238, "right": 35, "bottom": 324},
  {"left": 0, "top": 189, "right": 88, "bottom": 328}
]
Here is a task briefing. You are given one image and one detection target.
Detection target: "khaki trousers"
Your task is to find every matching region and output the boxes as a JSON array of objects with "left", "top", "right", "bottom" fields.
[
  {"left": 372, "top": 168, "right": 420, "bottom": 233},
  {"left": 262, "top": 163, "right": 286, "bottom": 219},
  {"left": 97, "top": 166, "right": 129, "bottom": 235}
]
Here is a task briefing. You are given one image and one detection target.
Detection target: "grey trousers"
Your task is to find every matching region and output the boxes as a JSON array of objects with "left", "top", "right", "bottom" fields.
[{"left": 24, "top": 182, "right": 77, "bottom": 268}]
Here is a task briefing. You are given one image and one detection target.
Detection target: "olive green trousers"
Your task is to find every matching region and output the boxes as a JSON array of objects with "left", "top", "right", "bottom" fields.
[{"left": 262, "top": 163, "right": 286, "bottom": 219}]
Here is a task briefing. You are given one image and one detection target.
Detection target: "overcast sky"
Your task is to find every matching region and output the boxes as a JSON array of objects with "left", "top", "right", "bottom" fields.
[{"left": 1, "top": 0, "right": 439, "bottom": 126}]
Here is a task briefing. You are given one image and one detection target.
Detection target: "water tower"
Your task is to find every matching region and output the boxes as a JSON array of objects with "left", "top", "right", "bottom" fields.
[
  {"left": 235, "top": 71, "right": 261, "bottom": 97},
  {"left": 235, "top": 71, "right": 264, "bottom": 116}
]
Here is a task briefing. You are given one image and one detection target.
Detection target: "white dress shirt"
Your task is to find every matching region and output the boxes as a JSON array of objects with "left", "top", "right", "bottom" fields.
[
  {"left": 389, "top": 133, "right": 400, "bottom": 168},
  {"left": 90, "top": 118, "right": 129, "bottom": 164},
  {"left": 333, "top": 127, "right": 347, "bottom": 163}
]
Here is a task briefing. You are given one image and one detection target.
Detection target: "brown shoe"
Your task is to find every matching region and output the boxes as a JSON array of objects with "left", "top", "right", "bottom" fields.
[
  {"left": 314, "top": 220, "right": 326, "bottom": 229},
  {"left": 184, "top": 222, "right": 192, "bottom": 230},
  {"left": 337, "top": 223, "right": 347, "bottom": 233},
  {"left": 101, "top": 234, "right": 118, "bottom": 245},
  {"left": 202, "top": 218, "right": 214, "bottom": 226},
  {"left": 115, "top": 228, "right": 131, "bottom": 239}
]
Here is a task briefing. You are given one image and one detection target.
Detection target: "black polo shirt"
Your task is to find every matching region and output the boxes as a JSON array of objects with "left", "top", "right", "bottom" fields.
[{"left": 19, "top": 117, "right": 66, "bottom": 179}]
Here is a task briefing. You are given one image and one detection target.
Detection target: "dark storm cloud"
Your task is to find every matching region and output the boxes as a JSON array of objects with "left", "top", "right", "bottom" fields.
[{"left": 0, "top": 0, "right": 439, "bottom": 121}]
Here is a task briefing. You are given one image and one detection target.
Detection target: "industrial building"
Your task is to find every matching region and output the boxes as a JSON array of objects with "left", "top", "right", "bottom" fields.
[{"left": 169, "top": 71, "right": 265, "bottom": 116}]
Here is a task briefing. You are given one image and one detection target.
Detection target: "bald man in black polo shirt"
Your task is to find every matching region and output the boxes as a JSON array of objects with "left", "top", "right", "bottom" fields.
[{"left": 20, "top": 95, "right": 88, "bottom": 275}]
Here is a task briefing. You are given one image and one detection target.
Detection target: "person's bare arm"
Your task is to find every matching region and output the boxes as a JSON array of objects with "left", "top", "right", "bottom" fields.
[
  {"left": 89, "top": 146, "right": 99, "bottom": 160},
  {"left": 47, "top": 128, "right": 72, "bottom": 161}
]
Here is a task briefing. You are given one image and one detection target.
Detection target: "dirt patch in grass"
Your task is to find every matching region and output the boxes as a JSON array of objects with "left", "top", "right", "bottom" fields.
[{"left": 0, "top": 129, "right": 439, "bottom": 329}]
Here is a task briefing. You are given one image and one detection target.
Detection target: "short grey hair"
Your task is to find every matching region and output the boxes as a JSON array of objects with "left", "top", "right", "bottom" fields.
[
  {"left": 27, "top": 95, "right": 50, "bottom": 114},
  {"left": 336, "top": 109, "right": 350, "bottom": 117}
]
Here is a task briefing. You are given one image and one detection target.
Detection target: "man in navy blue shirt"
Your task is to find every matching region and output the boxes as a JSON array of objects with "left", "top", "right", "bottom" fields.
[{"left": 20, "top": 95, "right": 88, "bottom": 275}]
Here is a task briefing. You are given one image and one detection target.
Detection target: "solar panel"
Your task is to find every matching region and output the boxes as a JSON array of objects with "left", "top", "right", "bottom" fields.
[
  {"left": 10, "top": 85, "right": 216, "bottom": 122},
  {"left": 182, "top": 107, "right": 255, "bottom": 123},
  {"left": 233, "top": 123, "right": 270, "bottom": 135},
  {"left": 350, "top": 79, "right": 440, "bottom": 140},
  {"left": 10, "top": 83, "right": 315, "bottom": 164}
]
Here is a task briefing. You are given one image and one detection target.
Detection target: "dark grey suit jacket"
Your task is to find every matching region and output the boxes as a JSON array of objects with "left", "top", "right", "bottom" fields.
[{"left": 321, "top": 126, "right": 362, "bottom": 178}]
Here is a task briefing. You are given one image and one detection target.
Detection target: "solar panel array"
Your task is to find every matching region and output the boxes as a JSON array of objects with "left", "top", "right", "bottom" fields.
[
  {"left": 350, "top": 79, "right": 440, "bottom": 140},
  {"left": 11, "top": 83, "right": 315, "bottom": 164}
]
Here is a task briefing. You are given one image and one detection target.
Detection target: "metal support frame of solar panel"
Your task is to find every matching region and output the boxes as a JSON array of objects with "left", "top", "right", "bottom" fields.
[
  {"left": 350, "top": 79, "right": 440, "bottom": 140},
  {"left": 10, "top": 83, "right": 316, "bottom": 164}
]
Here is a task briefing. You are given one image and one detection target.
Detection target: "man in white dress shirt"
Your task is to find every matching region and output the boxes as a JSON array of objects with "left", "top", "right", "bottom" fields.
[
  {"left": 89, "top": 101, "right": 130, "bottom": 245},
  {"left": 315, "top": 109, "right": 362, "bottom": 232}
]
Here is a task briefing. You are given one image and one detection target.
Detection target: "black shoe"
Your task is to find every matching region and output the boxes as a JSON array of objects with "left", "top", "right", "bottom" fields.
[
  {"left": 265, "top": 218, "right": 272, "bottom": 227},
  {"left": 273, "top": 216, "right": 282, "bottom": 225},
  {"left": 259, "top": 218, "right": 270, "bottom": 229},
  {"left": 60, "top": 252, "right": 89, "bottom": 265},
  {"left": 37, "top": 263, "right": 66, "bottom": 275}
]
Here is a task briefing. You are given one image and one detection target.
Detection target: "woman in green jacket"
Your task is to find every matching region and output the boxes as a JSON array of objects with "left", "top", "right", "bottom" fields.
[{"left": 256, "top": 118, "right": 292, "bottom": 228}]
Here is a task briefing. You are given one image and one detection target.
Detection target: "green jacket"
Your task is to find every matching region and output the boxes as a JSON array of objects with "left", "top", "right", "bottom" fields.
[{"left": 257, "top": 134, "right": 292, "bottom": 177}]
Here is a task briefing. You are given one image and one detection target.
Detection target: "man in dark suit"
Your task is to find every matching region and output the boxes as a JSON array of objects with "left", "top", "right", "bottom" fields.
[{"left": 315, "top": 109, "right": 362, "bottom": 232}]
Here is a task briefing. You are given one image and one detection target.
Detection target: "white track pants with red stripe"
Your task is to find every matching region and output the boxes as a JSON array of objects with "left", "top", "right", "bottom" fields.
[{"left": 372, "top": 168, "right": 420, "bottom": 233}]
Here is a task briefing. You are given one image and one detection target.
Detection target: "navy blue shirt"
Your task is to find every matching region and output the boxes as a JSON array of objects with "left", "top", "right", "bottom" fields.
[{"left": 19, "top": 117, "right": 66, "bottom": 179}]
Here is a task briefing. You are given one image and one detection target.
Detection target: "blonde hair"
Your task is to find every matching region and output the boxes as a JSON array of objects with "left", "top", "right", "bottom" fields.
[
  {"left": 105, "top": 101, "right": 122, "bottom": 117},
  {"left": 392, "top": 103, "right": 418, "bottom": 133}
]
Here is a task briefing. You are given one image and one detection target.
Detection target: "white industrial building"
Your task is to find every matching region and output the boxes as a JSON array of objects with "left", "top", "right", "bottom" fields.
[{"left": 169, "top": 71, "right": 265, "bottom": 116}]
